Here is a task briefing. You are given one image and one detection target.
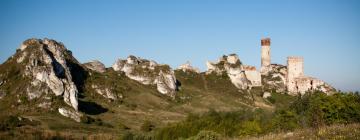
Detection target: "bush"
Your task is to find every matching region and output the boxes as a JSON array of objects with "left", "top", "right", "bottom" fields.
[{"left": 153, "top": 91, "right": 360, "bottom": 139}]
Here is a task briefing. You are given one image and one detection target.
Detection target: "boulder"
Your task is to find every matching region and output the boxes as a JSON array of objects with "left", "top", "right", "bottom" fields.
[
  {"left": 58, "top": 108, "right": 82, "bottom": 122},
  {"left": 83, "top": 60, "right": 106, "bottom": 73}
]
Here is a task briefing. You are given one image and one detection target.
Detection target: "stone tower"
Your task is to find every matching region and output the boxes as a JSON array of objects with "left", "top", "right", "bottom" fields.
[
  {"left": 287, "top": 56, "right": 304, "bottom": 94},
  {"left": 261, "top": 38, "right": 271, "bottom": 73}
]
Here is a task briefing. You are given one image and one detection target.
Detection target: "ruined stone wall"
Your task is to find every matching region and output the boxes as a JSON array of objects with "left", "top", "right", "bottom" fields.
[
  {"left": 294, "top": 76, "right": 320, "bottom": 95},
  {"left": 287, "top": 56, "right": 304, "bottom": 94},
  {"left": 261, "top": 38, "right": 271, "bottom": 73}
]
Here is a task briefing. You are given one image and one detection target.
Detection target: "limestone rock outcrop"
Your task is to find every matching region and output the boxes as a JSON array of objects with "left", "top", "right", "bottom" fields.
[
  {"left": 14, "top": 38, "right": 80, "bottom": 111},
  {"left": 0, "top": 38, "right": 86, "bottom": 122},
  {"left": 177, "top": 61, "right": 200, "bottom": 73},
  {"left": 112, "top": 55, "right": 177, "bottom": 97},
  {"left": 83, "top": 60, "right": 106, "bottom": 73},
  {"left": 206, "top": 54, "right": 262, "bottom": 90},
  {"left": 262, "top": 64, "right": 288, "bottom": 93}
]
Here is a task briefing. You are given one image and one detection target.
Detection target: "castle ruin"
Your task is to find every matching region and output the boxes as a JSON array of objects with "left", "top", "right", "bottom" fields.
[
  {"left": 260, "top": 38, "right": 334, "bottom": 95},
  {"left": 287, "top": 56, "right": 304, "bottom": 94},
  {"left": 260, "top": 38, "right": 271, "bottom": 73}
]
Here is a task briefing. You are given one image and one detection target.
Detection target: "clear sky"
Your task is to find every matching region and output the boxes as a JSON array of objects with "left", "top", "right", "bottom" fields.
[{"left": 0, "top": 0, "right": 359, "bottom": 91}]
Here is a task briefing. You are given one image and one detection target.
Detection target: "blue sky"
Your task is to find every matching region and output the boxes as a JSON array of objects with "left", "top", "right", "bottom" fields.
[{"left": 0, "top": 0, "right": 359, "bottom": 91}]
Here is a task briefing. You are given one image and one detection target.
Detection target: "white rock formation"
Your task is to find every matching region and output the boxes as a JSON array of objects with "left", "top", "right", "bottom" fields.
[
  {"left": 83, "top": 60, "right": 106, "bottom": 73},
  {"left": 177, "top": 61, "right": 200, "bottom": 73},
  {"left": 58, "top": 108, "right": 83, "bottom": 122},
  {"left": 156, "top": 70, "right": 177, "bottom": 95},
  {"left": 112, "top": 55, "right": 177, "bottom": 96},
  {"left": 206, "top": 54, "right": 263, "bottom": 90},
  {"left": 17, "top": 38, "right": 79, "bottom": 110},
  {"left": 262, "top": 64, "right": 288, "bottom": 93},
  {"left": 242, "top": 65, "right": 262, "bottom": 87}
]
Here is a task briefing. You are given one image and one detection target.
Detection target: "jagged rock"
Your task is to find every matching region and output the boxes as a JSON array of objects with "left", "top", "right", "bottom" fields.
[
  {"left": 156, "top": 70, "right": 177, "bottom": 96},
  {"left": 58, "top": 107, "right": 82, "bottom": 122},
  {"left": 206, "top": 54, "right": 254, "bottom": 90},
  {"left": 262, "top": 64, "right": 287, "bottom": 93},
  {"left": 177, "top": 61, "right": 200, "bottom": 73},
  {"left": 242, "top": 65, "right": 262, "bottom": 87},
  {"left": 112, "top": 55, "right": 177, "bottom": 96},
  {"left": 263, "top": 92, "right": 271, "bottom": 98},
  {"left": 227, "top": 67, "right": 251, "bottom": 89},
  {"left": 14, "top": 38, "right": 80, "bottom": 110},
  {"left": 83, "top": 60, "right": 106, "bottom": 73}
]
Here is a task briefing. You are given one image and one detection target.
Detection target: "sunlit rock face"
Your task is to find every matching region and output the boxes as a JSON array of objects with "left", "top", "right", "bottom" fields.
[
  {"left": 206, "top": 54, "right": 261, "bottom": 90},
  {"left": 177, "top": 61, "right": 200, "bottom": 73},
  {"left": 13, "top": 38, "right": 81, "bottom": 111},
  {"left": 0, "top": 38, "right": 86, "bottom": 122},
  {"left": 112, "top": 55, "right": 177, "bottom": 97},
  {"left": 83, "top": 60, "right": 106, "bottom": 73},
  {"left": 242, "top": 65, "right": 262, "bottom": 87},
  {"left": 262, "top": 64, "right": 288, "bottom": 93},
  {"left": 58, "top": 107, "right": 82, "bottom": 122}
]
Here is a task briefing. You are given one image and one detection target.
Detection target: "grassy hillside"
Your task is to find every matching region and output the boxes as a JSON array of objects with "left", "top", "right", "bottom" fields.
[{"left": 1, "top": 52, "right": 358, "bottom": 140}]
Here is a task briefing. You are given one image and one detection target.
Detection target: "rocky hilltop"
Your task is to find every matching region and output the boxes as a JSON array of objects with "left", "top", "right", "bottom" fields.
[
  {"left": 112, "top": 55, "right": 178, "bottom": 97},
  {"left": 0, "top": 38, "right": 336, "bottom": 125},
  {"left": 0, "top": 38, "right": 84, "bottom": 121},
  {"left": 206, "top": 54, "right": 262, "bottom": 90}
]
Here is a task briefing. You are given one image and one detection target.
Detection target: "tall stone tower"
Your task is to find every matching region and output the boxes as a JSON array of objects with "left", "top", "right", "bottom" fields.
[
  {"left": 287, "top": 56, "right": 304, "bottom": 94},
  {"left": 261, "top": 38, "right": 271, "bottom": 73}
]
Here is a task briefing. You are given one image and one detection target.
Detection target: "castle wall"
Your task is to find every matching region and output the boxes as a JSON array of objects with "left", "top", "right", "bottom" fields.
[
  {"left": 294, "top": 76, "right": 325, "bottom": 95},
  {"left": 287, "top": 56, "right": 304, "bottom": 94},
  {"left": 261, "top": 38, "right": 271, "bottom": 73}
]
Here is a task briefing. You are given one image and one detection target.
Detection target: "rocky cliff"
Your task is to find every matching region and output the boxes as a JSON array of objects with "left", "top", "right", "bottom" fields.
[
  {"left": 0, "top": 38, "right": 84, "bottom": 121},
  {"left": 112, "top": 55, "right": 177, "bottom": 97},
  {"left": 206, "top": 54, "right": 261, "bottom": 90}
]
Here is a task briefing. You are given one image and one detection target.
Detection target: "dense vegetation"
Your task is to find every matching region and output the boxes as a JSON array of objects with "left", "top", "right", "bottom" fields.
[{"left": 121, "top": 91, "right": 360, "bottom": 140}]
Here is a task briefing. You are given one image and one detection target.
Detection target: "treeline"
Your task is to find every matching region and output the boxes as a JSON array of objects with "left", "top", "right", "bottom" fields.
[{"left": 121, "top": 91, "right": 360, "bottom": 140}]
